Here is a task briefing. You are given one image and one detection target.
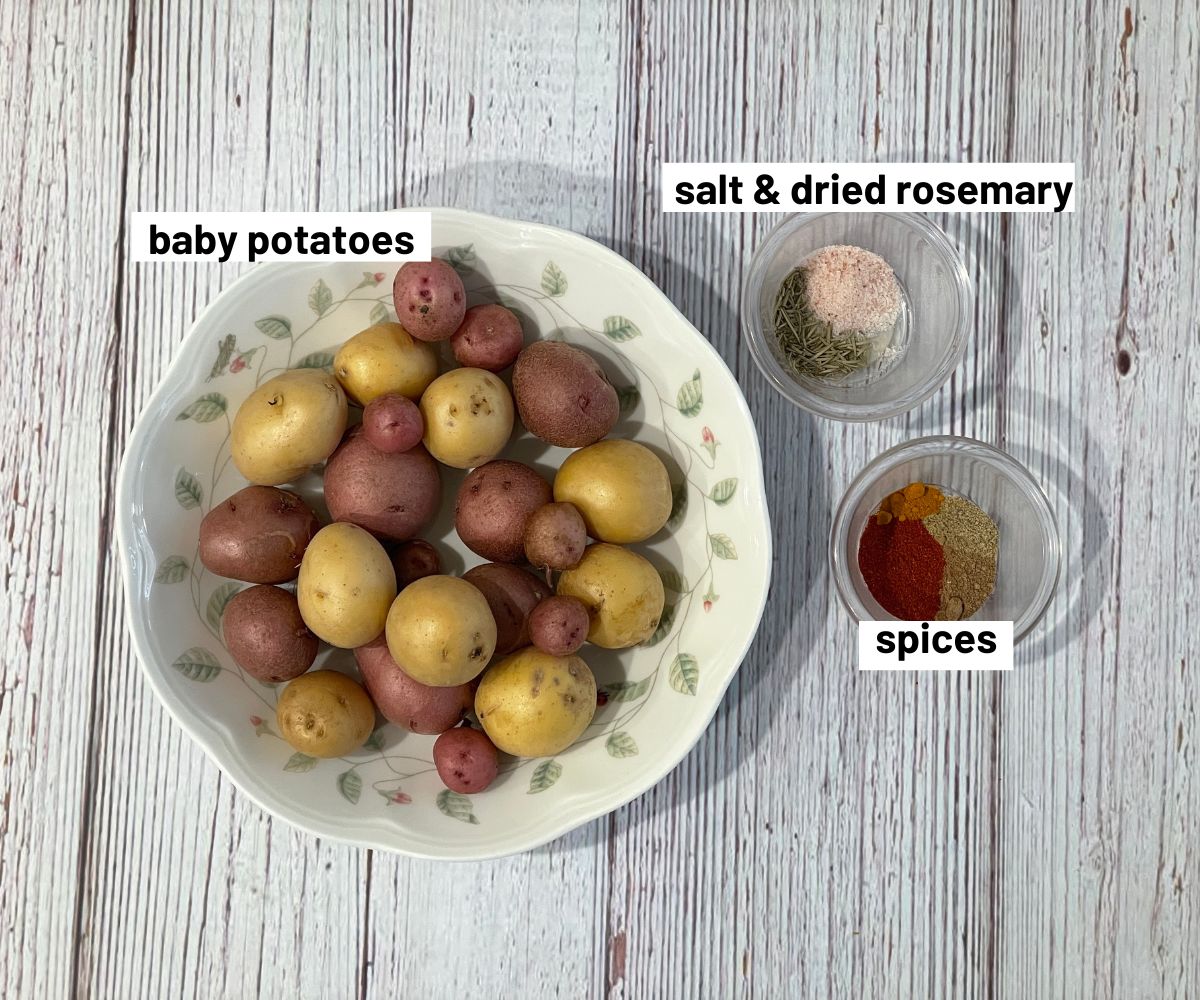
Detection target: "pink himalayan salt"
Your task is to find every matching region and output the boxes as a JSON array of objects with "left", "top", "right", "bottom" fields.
[{"left": 800, "top": 245, "right": 902, "bottom": 336}]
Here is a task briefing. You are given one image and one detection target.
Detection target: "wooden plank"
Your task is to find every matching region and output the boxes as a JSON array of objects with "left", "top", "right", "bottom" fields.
[
  {"left": 996, "top": 2, "right": 1200, "bottom": 999},
  {"left": 0, "top": 1, "right": 133, "bottom": 997}
]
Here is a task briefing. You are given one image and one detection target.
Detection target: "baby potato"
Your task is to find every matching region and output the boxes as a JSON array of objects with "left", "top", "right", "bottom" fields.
[
  {"left": 450, "top": 304, "right": 524, "bottom": 372},
  {"left": 553, "top": 439, "right": 672, "bottom": 544},
  {"left": 385, "top": 575, "right": 497, "bottom": 686},
  {"left": 297, "top": 523, "right": 397, "bottom": 648},
  {"left": 390, "top": 539, "right": 441, "bottom": 589},
  {"left": 222, "top": 584, "right": 318, "bottom": 683},
  {"left": 354, "top": 634, "right": 471, "bottom": 734},
  {"left": 333, "top": 321, "right": 438, "bottom": 405},
  {"left": 524, "top": 501, "right": 587, "bottom": 572},
  {"left": 419, "top": 368, "right": 514, "bottom": 469},
  {"left": 556, "top": 543, "right": 665, "bottom": 648},
  {"left": 433, "top": 726, "right": 500, "bottom": 794},
  {"left": 199, "top": 485, "right": 320, "bottom": 583},
  {"left": 276, "top": 670, "right": 375, "bottom": 757},
  {"left": 475, "top": 648, "right": 597, "bottom": 758},
  {"left": 323, "top": 426, "right": 441, "bottom": 541},
  {"left": 462, "top": 563, "right": 550, "bottom": 656},
  {"left": 454, "top": 460, "right": 552, "bottom": 563},
  {"left": 361, "top": 393, "right": 424, "bottom": 453},
  {"left": 392, "top": 259, "right": 466, "bottom": 342},
  {"left": 528, "top": 596, "right": 590, "bottom": 657},
  {"left": 512, "top": 341, "right": 618, "bottom": 447},
  {"left": 231, "top": 369, "right": 348, "bottom": 485}
]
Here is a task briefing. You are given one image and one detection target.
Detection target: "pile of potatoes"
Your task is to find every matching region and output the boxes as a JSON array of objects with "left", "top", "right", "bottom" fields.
[{"left": 197, "top": 259, "right": 672, "bottom": 796}]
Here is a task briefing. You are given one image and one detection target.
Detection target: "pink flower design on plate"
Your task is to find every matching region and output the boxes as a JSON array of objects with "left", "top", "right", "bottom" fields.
[
  {"left": 388, "top": 791, "right": 412, "bottom": 805},
  {"left": 249, "top": 715, "right": 263, "bottom": 727},
  {"left": 701, "top": 426, "right": 719, "bottom": 461},
  {"left": 229, "top": 355, "right": 247, "bottom": 373}
]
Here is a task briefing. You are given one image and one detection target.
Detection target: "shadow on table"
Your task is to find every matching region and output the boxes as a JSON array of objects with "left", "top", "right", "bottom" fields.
[
  {"left": 391, "top": 161, "right": 825, "bottom": 848},
  {"left": 992, "top": 387, "right": 1111, "bottom": 661}
]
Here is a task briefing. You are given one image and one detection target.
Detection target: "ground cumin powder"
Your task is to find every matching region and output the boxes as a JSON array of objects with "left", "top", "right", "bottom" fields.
[{"left": 923, "top": 495, "right": 999, "bottom": 620}]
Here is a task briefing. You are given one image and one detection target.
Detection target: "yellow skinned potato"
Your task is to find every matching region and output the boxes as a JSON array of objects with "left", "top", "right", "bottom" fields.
[
  {"left": 276, "top": 670, "right": 375, "bottom": 757},
  {"left": 556, "top": 543, "right": 665, "bottom": 648},
  {"left": 231, "top": 370, "right": 348, "bottom": 485},
  {"left": 475, "top": 647, "right": 597, "bottom": 757},
  {"left": 333, "top": 321, "right": 438, "bottom": 405},
  {"left": 385, "top": 575, "right": 497, "bottom": 686},
  {"left": 297, "top": 523, "right": 397, "bottom": 648},
  {"left": 419, "top": 368, "right": 514, "bottom": 469},
  {"left": 553, "top": 439, "right": 671, "bottom": 543}
]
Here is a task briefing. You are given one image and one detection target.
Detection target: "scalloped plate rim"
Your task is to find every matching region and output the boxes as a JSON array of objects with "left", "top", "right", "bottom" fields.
[{"left": 115, "top": 206, "right": 773, "bottom": 861}]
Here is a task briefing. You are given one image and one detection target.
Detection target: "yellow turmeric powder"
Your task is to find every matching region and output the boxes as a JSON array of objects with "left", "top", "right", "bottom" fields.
[{"left": 875, "top": 481, "right": 944, "bottom": 523}]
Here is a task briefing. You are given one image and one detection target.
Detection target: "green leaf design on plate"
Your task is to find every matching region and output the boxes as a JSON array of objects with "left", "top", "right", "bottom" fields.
[
  {"left": 309, "top": 279, "right": 333, "bottom": 317},
  {"left": 174, "top": 468, "right": 202, "bottom": 509},
  {"left": 669, "top": 654, "right": 699, "bottom": 695},
  {"left": 616, "top": 385, "right": 640, "bottom": 414},
  {"left": 447, "top": 243, "right": 476, "bottom": 273},
  {"left": 643, "top": 603, "right": 676, "bottom": 647},
  {"left": 338, "top": 770, "right": 362, "bottom": 804},
  {"left": 709, "top": 533, "right": 738, "bottom": 560},
  {"left": 206, "top": 582, "right": 241, "bottom": 632},
  {"left": 676, "top": 369, "right": 703, "bottom": 417},
  {"left": 255, "top": 315, "right": 292, "bottom": 340},
  {"left": 364, "top": 728, "right": 385, "bottom": 752},
  {"left": 602, "top": 315, "right": 641, "bottom": 342},
  {"left": 541, "top": 261, "right": 567, "bottom": 296},
  {"left": 709, "top": 478, "right": 738, "bottom": 505},
  {"left": 667, "top": 481, "right": 688, "bottom": 529},
  {"left": 606, "top": 731, "right": 639, "bottom": 758},
  {"left": 295, "top": 351, "right": 334, "bottom": 370},
  {"left": 284, "top": 752, "right": 318, "bottom": 773},
  {"left": 176, "top": 392, "right": 227, "bottom": 423},
  {"left": 658, "top": 568, "right": 686, "bottom": 593},
  {"left": 154, "top": 555, "right": 190, "bottom": 584},
  {"left": 172, "top": 647, "right": 221, "bottom": 682},
  {"left": 437, "top": 788, "right": 479, "bottom": 824},
  {"left": 528, "top": 759, "right": 562, "bottom": 794},
  {"left": 368, "top": 301, "right": 389, "bottom": 325},
  {"left": 602, "top": 676, "right": 653, "bottom": 702}
]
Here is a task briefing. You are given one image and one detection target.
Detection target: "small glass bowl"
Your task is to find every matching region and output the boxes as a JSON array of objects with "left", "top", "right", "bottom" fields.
[
  {"left": 830, "top": 436, "right": 1060, "bottom": 642},
  {"left": 742, "top": 213, "right": 973, "bottom": 421}
]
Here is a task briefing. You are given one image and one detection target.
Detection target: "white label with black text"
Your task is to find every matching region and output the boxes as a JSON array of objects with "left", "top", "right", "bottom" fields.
[
  {"left": 662, "top": 162, "right": 1076, "bottom": 213},
  {"left": 858, "top": 621, "right": 1014, "bottom": 671},
  {"left": 131, "top": 211, "right": 432, "bottom": 264}
]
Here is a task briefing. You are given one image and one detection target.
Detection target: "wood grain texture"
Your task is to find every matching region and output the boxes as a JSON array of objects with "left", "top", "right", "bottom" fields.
[{"left": 1, "top": 0, "right": 1197, "bottom": 997}]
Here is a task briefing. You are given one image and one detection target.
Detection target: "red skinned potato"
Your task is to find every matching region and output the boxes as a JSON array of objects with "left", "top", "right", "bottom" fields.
[
  {"left": 323, "top": 426, "right": 440, "bottom": 541},
  {"left": 392, "top": 259, "right": 466, "bottom": 342},
  {"left": 199, "top": 486, "right": 320, "bottom": 583},
  {"left": 462, "top": 563, "right": 550, "bottom": 656},
  {"left": 222, "top": 585, "right": 318, "bottom": 683},
  {"left": 512, "top": 341, "right": 619, "bottom": 447},
  {"left": 433, "top": 726, "right": 500, "bottom": 794},
  {"left": 528, "top": 595, "right": 590, "bottom": 656},
  {"left": 524, "top": 501, "right": 587, "bottom": 572},
  {"left": 354, "top": 634, "right": 472, "bottom": 734},
  {"left": 362, "top": 393, "right": 424, "bottom": 454},
  {"left": 450, "top": 304, "right": 524, "bottom": 372},
  {"left": 391, "top": 539, "right": 441, "bottom": 589},
  {"left": 454, "top": 460, "right": 552, "bottom": 563}
]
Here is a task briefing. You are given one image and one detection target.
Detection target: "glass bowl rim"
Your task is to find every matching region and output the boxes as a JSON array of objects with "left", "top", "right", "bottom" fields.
[
  {"left": 829, "top": 434, "right": 1062, "bottom": 643},
  {"left": 741, "top": 212, "right": 975, "bottom": 422}
]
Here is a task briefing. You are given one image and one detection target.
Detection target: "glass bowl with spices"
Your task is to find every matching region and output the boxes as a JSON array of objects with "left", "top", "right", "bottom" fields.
[
  {"left": 829, "top": 436, "right": 1060, "bottom": 641},
  {"left": 742, "top": 213, "right": 973, "bottom": 421}
]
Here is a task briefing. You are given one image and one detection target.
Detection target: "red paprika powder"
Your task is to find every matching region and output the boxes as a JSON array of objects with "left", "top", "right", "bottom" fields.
[{"left": 857, "top": 517, "right": 945, "bottom": 620}]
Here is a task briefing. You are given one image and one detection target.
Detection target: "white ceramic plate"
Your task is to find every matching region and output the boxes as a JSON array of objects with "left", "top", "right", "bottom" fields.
[{"left": 117, "top": 208, "right": 772, "bottom": 860}]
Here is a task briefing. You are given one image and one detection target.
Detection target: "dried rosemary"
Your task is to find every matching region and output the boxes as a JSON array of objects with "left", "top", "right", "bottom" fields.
[{"left": 772, "top": 267, "right": 877, "bottom": 381}]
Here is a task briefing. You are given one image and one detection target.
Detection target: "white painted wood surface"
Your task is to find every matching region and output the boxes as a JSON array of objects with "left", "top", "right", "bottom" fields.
[{"left": 2, "top": 1, "right": 1197, "bottom": 996}]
